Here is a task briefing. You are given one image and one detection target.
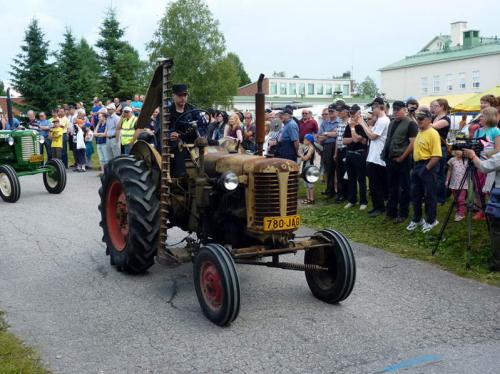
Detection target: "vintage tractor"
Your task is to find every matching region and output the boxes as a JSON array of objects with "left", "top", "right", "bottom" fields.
[
  {"left": 99, "top": 59, "right": 356, "bottom": 326},
  {"left": 0, "top": 89, "right": 66, "bottom": 203}
]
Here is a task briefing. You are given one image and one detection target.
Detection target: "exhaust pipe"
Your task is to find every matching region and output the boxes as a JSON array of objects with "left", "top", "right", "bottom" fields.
[{"left": 255, "top": 74, "right": 265, "bottom": 156}]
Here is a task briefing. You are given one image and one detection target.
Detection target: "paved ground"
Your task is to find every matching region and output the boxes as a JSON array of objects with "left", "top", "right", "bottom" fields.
[{"left": 0, "top": 171, "right": 499, "bottom": 374}]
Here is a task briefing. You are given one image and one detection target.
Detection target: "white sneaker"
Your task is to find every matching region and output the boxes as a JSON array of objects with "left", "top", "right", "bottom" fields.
[
  {"left": 344, "top": 202, "right": 354, "bottom": 209},
  {"left": 406, "top": 219, "right": 425, "bottom": 231},
  {"left": 422, "top": 220, "right": 439, "bottom": 233},
  {"left": 359, "top": 204, "right": 368, "bottom": 211}
]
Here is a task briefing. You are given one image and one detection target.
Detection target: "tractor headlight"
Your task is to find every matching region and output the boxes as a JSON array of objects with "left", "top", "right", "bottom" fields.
[
  {"left": 303, "top": 165, "right": 320, "bottom": 183},
  {"left": 8, "top": 136, "right": 14, "bottom": 146},
  {"left": 220, "top": 172, "right": 239, "bottom": 191},
  {"left": 39, "top": 136, "right": 45, "bottom": 144}
]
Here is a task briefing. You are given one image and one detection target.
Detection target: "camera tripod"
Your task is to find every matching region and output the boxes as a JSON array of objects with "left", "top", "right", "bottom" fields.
[{"left": 433, "top": 158, "right": 487, "bottom": 269}]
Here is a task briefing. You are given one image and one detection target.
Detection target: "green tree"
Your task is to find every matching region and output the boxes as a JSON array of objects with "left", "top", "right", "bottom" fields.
[
  {"left": 358, "top": 76, "right": 378, "bottom": 98},
  {"left": 10, "top": 19, "right": 58, "bottom": 112},
  {"left": 0, "top": 81, "right": 5, "bottom": 96},
  {"left": 147, "top": 0, "right": 239, "bottom": 108},
  {"left": 227, "top": 52, "right": 251, "bottom": 86},
  {"left": 96, "top": 8, "right": 145, "bottom": 99},
  {"left": 76, "top": 38, "right": 104, "bottom": 107},
  {"left": 57, "top": 28, "right": 80, "bottom": 104}
]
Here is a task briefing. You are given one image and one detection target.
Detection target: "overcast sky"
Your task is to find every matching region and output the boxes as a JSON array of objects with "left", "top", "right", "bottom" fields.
[{"left": 1, "top": 0, "right": 499, "bottom": 89}]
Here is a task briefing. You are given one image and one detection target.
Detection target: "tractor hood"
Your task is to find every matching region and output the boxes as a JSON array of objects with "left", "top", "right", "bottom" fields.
[{"left": 204, "top": 152, "right": 299, "bottom": 177}]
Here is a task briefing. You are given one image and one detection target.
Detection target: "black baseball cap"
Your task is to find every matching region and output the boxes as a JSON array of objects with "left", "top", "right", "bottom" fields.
[
  {"left": 328, "top": 103, "right": 337, "bottom": 111},
  {"left": 392, "top": 100, "right": 406, "bottom": 111},
  {"left": 173, "top": 84, "right": 188, "bottom": 94},
  {"left": 337, "top": 103, "right": 350, "bottom": 112},
  {"left": 367, "top": 97, "right": 385, "bottom": 107},
  {"left": 282, "top": 107, "right": 293, "bottom": 115},
  {"left": 265, "top": 108, "right": 272, "bottom": 113},
  {"left": 406, "top": 98, "right": 419, "bottom": 107}
]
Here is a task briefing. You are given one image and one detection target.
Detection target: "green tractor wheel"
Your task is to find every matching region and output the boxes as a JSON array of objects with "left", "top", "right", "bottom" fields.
[
  {"left": 0, "top": 164, "right": 21, "bottom": 203},
  {"left": 43, "top": 159, "right": 67, "bottom": 194}
]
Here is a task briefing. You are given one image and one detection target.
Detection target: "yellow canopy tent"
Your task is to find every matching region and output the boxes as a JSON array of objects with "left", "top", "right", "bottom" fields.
[
  {"left": 418, "top": 93, "right": 477, "bottom": 108},
  {"left": 454, "top": 86, "right": 500, "bottom": 112}
]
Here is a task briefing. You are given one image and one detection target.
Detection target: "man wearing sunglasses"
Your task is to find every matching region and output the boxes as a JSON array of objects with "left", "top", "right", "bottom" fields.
[
  {"left": 299, "top": 109, "right": 318, "bottom": 143},
  {"left": 406, "top": 107, "right": 442, "bottom": 233}
]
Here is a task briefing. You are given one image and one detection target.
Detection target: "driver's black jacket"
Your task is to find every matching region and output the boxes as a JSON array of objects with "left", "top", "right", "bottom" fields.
[{"left": 169, "top": 102, "right": 206, "bottom": 142}]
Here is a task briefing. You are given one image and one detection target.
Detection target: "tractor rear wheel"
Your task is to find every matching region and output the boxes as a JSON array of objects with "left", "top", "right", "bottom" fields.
[
  {"left": 193, "top": 244, "right": 240, "bottom": 326},
  {"left": 43, "top": 159, "right": 66, "bottom": 194},
  {"left": 98, "top": 156, "right": 159, "bottom": 273},
  {"left": 0, "top": 164, "right": 21, "bottom": 203},
  {"left": 304, "top": 229, "right": 356, "bottom": 303}
]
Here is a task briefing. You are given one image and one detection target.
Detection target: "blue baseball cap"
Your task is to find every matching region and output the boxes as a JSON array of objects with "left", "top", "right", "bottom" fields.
[{"left": 304, "top": 133, "right": 315, "bottom": 143}]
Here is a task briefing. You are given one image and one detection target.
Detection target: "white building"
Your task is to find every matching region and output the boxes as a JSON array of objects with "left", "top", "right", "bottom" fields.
[
  {"left": 380, "top": 22, "right": 500, "bottom": 100},
  {"left": 238, "top": 76, "right": 353, "bottom": 99}
]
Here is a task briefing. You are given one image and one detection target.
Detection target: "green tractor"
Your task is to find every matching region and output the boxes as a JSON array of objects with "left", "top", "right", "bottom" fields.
[{"left": 0, "top": 90, "right": 66, "bottom": 203}]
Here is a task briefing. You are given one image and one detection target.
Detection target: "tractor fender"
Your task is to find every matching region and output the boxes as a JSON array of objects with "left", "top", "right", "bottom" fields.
[{"left": 129, "top": 140, "right": 162, "bottom": 171}]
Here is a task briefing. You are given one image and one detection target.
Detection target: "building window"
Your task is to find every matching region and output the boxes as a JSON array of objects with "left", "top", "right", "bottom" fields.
[
  {"left": 446, "top": 74, "right": 453, "bottom": 91},
  {"left": 472, "top": 70, "right": 480, "bottom": 88},
  {"left": 280, "top": 83, "right": 287, "bottom": 95},
  {"left": 421, "top": 77, "right": 428, "bottom": 94},
  {"left": 316, "top": 83, "right": 324, "bottom": 95},
  {"left": 307, "top": 83, "right": 315, "bottom": 95},
  {"left": 270, "top": 82, "right": 277, "bottom": 95},
  {"left": 289, "top": 83, "right": 297, "bottom": 96},
  {"left": 342, "top": 84, "right": 350, "bottom": 97},
  {"left": 299, "top": 83, "right": 305, "bottom": 95},
  {"left": 334, "top": 84, "right": 341, "bottom": 93},
  {"left": 433, "top": 75, "right": 440, "bottom": 93},
  {"left": 459, "top": 72, "right": 466, "bottom": 89},
  {"left": 326, "top": 84, "right": 332, "bottom": 95}
]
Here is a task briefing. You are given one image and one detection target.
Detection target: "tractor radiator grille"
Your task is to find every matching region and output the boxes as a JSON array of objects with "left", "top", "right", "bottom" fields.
[
  {"left": 21, "top": 136, "right": 38, "bottom": 161},
  {"left": 253, "top": 172, "right": 298, "bottom": 226}
]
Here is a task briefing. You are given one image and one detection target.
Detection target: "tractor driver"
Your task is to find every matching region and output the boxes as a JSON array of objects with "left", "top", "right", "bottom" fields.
[{"left": 169, "top": 84, "right": 203, "bottom": 177}]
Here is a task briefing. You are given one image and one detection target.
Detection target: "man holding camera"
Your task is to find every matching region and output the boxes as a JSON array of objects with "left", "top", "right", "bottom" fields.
[
  {"left": 381, "top": 101, "right": 418, "bottom": 223},
  {"left": 318, "top": 104, "right": 339, "bottom": 198},
  {"left": 406, "top": 107, "right": 442, "bottom": 233}
]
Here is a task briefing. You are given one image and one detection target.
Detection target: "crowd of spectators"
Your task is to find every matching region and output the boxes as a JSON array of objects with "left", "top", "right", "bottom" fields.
[{"left": 292, "top": 94, "right": 500, "bottom": 271}]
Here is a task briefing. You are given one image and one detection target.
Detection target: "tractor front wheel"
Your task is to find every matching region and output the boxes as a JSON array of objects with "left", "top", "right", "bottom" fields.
[
  {"left": 43, "top": 159, "right": 66, "bottom": 194},
  {"left": 193, "top": 244, "right": 240, "bottom": 326},
  {"left": 0, "top": 165, "right": 21, "bottom": 203},
  {"left": 304, "top": 229, "right": 356, "bottom": 304},
  {"left": 98, "top": 156, "right": 159, "bottom": 273}
]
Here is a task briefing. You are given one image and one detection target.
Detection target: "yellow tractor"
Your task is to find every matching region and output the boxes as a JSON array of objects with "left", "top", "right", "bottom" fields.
[{"left": 99, "top": 59, "right": 356, "bottom": 326}]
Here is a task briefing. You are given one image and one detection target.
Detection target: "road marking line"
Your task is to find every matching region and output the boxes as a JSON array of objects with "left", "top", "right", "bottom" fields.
[{"left": 382, "top": 354, "right": 442, "bottom": 372}]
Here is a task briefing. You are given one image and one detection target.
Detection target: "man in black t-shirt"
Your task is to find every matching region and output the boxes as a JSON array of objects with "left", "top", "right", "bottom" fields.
[
  {"left": 381, "top": 101, "right": 418, "bottom": 223},
  {"left": 343, "top": 104, "right": 369, "bottom": 209}
]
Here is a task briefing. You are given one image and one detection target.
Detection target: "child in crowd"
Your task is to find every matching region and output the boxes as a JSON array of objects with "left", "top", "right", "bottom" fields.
[
  {"left": 74, "top": 119, "right": 87, "bottom": 172},
  {"left": 300, "top": 133, "right": 316, "bottom": 204},
  {"left": 49, "top": 118, "right": 63, "bottom": 160},
  {"left": 446, "top": 150, "right": 468, "bottom": 221}
]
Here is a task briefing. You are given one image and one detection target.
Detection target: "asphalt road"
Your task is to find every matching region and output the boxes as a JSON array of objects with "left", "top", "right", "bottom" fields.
[{"left": 0, "top": 171, "right": 499, "bottom": 374}]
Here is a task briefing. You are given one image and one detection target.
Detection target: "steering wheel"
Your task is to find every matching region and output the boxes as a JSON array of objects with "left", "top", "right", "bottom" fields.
[{"left": 171, "top": 109, "right": 210, "bottom": 137}]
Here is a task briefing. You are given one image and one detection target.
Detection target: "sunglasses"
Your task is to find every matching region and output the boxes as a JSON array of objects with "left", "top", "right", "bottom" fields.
[
  {"left": 416, "top": 117, "right": 427, "bottom": 121},
  {"left": 322, "top": 113, "right": 328, "bottom": 116}
]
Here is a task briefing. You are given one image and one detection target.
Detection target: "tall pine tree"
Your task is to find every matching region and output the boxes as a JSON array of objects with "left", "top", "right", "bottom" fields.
[
  {"left": 10, "top": 19, "right": 58, "bottom": 112},
  {"left": 57, "top": 28, "right": 80, "bottom": 104},
  {"left": 96, "top": 9, "right": 144, "bottom": 99},
  {"left": 0, "top": 81, "right": 5, "bottom": 96},
  {"left": 76, "top": 38, "right": 103, "bottom": 107}
]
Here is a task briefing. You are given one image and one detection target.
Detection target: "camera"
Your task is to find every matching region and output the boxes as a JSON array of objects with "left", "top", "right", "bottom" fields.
[{"left": 450, "top": 133, "right": 484, "bottom": 155}]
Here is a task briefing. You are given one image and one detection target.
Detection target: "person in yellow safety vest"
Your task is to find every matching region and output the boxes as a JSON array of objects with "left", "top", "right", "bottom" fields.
[{"left": 117, "top": 106, "right": 137, "bottom": 154}]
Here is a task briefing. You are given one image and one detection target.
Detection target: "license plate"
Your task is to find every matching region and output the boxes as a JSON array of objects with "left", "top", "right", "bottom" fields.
[
  {"left": 29, "top": 154, "right": 43, "bottom": 163},
  {"left": 263, "top": 215, "right": 300, "bottom": 231}
]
